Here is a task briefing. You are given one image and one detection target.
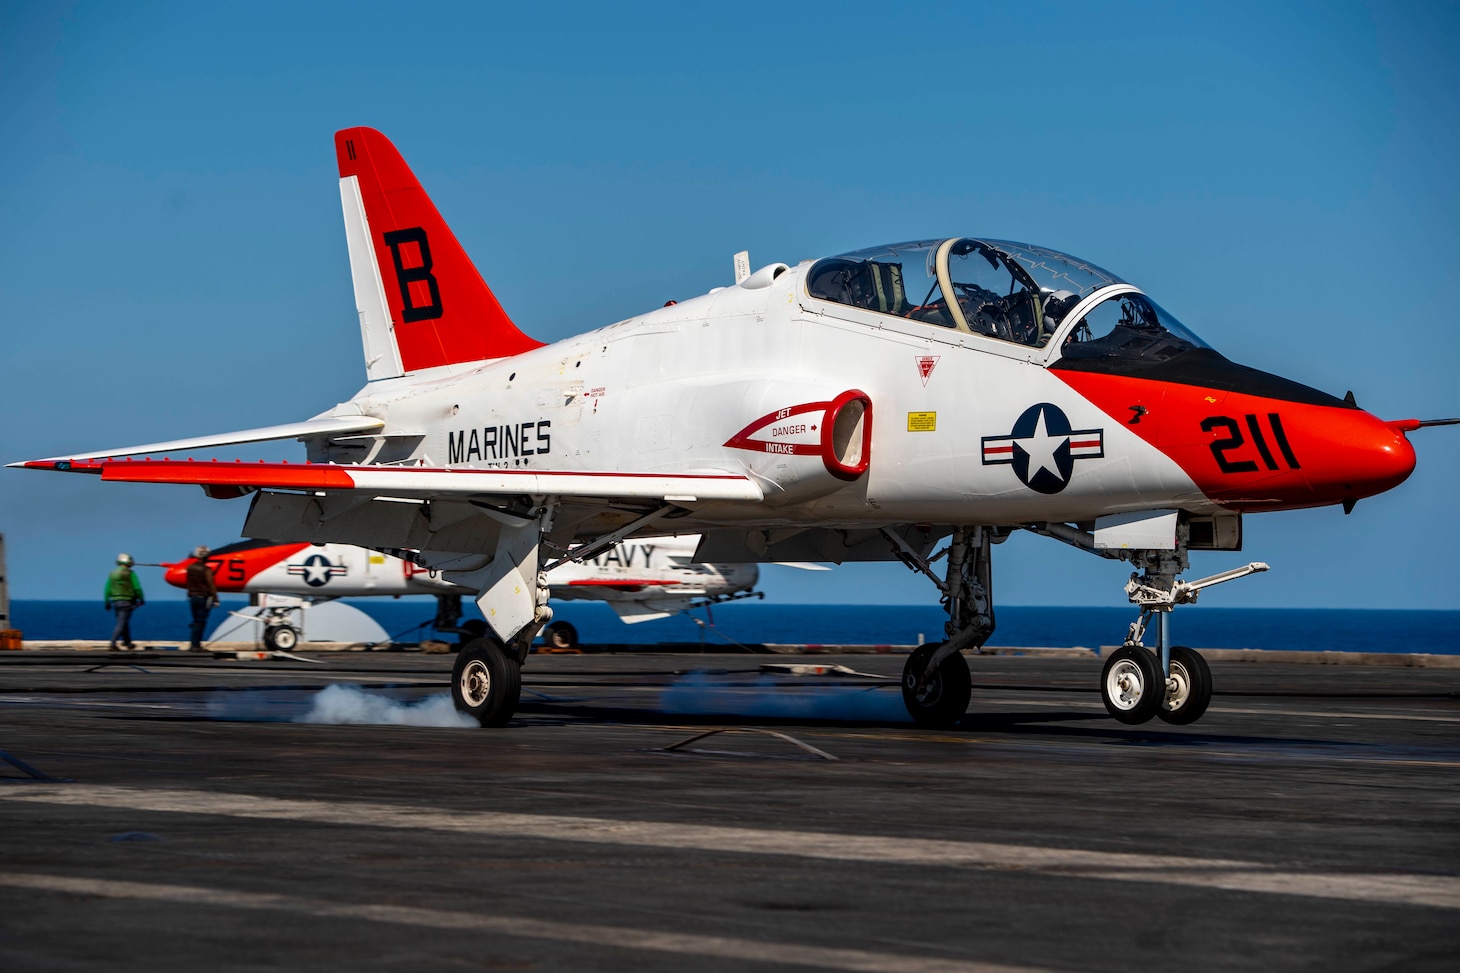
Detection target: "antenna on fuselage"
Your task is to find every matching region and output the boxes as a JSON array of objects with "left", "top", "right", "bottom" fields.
[{"left": 733, "top": 250, "right": 750, "bottom": 285}]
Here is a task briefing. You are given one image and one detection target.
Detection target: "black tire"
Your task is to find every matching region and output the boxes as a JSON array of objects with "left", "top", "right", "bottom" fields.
[
  {"left": 1157, "top": 645, "right": 1213, "bottom": 725},
  {"left": 264, "top": 625, "right": 299, "bottom": 651},
  {"left": 543, "top": 621, "right": 580, "bottom": 651},
  {"left": 1101, "top": 645, "right": 1163, "bottom": 724},
  {"left": 901, "top": 643, "right": 972, "bottom": 729},
  {"left": 451, "top": 637, "right": 521, "bottom": 727}
]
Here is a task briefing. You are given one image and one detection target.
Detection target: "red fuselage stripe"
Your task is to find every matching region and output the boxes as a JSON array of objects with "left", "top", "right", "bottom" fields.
[{"left": 564, "top": 579, "right": 689, "bottom": 587}]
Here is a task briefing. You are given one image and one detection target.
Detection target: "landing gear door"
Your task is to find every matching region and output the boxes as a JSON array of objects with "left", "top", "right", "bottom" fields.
[{"left": 1093, "top": 510, "right": 1179, "bottom": 551}]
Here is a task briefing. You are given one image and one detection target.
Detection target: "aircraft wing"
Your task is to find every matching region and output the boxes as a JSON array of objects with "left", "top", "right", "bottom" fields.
[
  {"left": 12, "top": 457, "right": 763, "bottom": 503},
  {"left": 9, "top": 416, "right": 387, "bottom": 465}
]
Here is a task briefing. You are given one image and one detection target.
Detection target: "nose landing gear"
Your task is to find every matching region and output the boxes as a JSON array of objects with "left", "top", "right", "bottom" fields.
[
  {"left": 1107, "top": 550, "right": 1268, "bottom": 725},
  {"left": 893, "top": 519, "right": 1271, "bottom": 730}
]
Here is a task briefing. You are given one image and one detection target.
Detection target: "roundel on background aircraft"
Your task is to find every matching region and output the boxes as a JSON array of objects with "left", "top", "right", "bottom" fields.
[
  {"left": 288, "top": 552, "right": 347, "bottom": 588},
  {"left": 725, "top": 390, "right": 872, "bottom": 482}
]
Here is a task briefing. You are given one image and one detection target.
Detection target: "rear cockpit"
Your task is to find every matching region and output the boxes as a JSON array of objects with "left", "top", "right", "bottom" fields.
[{"left": 805, "top": 238, "right": 1210, "bottom": 364}]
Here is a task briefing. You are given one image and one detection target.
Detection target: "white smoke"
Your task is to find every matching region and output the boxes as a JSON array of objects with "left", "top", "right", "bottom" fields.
[{"left": 294, "top": 685, "right": 478, "bottom": 728}]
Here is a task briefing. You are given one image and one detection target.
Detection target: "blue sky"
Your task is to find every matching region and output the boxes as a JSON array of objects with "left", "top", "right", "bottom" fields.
[{"left": 2, "top": 1, "right": 1457, "bottom": 609}]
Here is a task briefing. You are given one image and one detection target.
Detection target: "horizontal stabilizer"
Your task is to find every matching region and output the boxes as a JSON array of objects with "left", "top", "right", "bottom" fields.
[
  {"left": 11, "top": 416, "right": 386, "bottom": 467},
  {"left": 16, "top": 458, "right": 764, "bottom": 503}
]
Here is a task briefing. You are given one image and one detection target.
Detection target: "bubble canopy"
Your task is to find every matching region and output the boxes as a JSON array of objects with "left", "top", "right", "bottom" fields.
[{"left": 804, "top": 238, "right": 1211, "bottom": 363}]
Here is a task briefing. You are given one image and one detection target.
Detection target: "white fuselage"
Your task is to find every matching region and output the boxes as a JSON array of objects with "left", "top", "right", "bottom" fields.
[{"left": 316, "top": 265, "right": 1202, "bottom": 533}]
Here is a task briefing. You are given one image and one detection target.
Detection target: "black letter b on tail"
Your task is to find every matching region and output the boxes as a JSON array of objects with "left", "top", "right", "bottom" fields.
[{"left": 383, "top": 227, "right": 443, "bottom": 322}]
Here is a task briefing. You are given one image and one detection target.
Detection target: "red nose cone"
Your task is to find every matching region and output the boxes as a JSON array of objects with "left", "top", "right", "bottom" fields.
[
  {"left": 1351, "top": 424, "right": 1417, "bottom": 499},
  {"left": 163, "top": 562, "right": 191, "bottom": 589},
  {"left": 1303, "top": 413, "right": 1417, "bottom": 506}
]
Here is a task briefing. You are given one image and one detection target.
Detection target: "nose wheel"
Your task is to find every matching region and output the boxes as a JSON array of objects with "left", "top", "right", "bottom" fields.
[
  {"left": 262, "top": 623, "right": 299, "bottom": 652},
  {"left": 1100, "top": 645, "right": 1163, "bottom": 724},
  {"left": 1158, "top": 644, "right": 1212, "bottom": 725},
  {"left": 1100, "top": 642, "right": 1214, "bottom": 725}
]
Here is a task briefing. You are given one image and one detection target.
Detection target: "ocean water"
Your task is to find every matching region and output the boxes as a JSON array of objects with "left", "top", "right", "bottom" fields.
[{"left": 12, "top": 599, "right": 1458, "bottom": 655}]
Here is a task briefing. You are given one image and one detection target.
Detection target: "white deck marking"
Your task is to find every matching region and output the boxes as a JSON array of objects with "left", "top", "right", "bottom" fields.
[
  {"left": 1205, "top": 704, "right": 1460, "bottom": 724},
  {"left": 0, "top": 871, "right": 1058, "bottom": 973},
  {"left": 981, "top": 696, "right": 1460, "bottom": 724},
  {"left": 2, "top": 785, "right": 1457, "bottom": 909}
]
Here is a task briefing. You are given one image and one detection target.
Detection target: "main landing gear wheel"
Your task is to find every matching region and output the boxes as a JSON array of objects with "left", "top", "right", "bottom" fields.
[
  {"left": 1158, "top": 645, "right": 1213, "bottom": 725},
  {"left": 541, "top": 621, "right": 580, "bottom": 653},
  {"left": 451, "top": 637, "right": 522, "bottom": 727},
  {"left": 1101, "top": 645, "right": 1163, "bottom": 724},
  {"left": 263, "top": 625, "right": 299, "bottom": 651},
  {"left": 902, "top": 643, "right": 972, "bottom": 730}
]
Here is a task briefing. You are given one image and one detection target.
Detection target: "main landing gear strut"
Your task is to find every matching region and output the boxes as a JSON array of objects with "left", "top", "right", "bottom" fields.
[
  {"left": 890, "top": 523, "right": 1268, "bottom": 728},
  {"left": 444, "top": 498, "right": 560, "bottom": 727},
  {"left": 448, "top": 500, "right": 680, "bottom": 727},
  {"left": 884, "top": 527, "right": 994, "bottom": 729}
]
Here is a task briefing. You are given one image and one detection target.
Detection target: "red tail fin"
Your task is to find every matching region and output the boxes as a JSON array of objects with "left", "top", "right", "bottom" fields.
[{"left": 335, "top": 127, "right": 542, "bottom": 375}]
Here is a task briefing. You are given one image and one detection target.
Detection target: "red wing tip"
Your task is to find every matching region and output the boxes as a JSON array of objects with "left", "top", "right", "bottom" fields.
[{"left": 19, "top": 459, "right": 105, "bottom": 473}]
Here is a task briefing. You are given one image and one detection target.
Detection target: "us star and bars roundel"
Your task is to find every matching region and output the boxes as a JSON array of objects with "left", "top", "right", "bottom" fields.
[
  {"left": 288, "top": 553, "right": 348, "bottom": 588},
  {"left": 981, "top": 403, "right": 1105, "bottom": 495}
]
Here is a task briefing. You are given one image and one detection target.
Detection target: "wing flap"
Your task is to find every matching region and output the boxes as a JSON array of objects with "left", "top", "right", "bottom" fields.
[{"left": 19, "top": 458, "right": 763, "bottom": 503}]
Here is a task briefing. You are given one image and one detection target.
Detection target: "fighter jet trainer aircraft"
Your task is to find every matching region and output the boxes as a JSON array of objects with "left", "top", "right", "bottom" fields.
[{"left": 14, "top": 128, "right": 1445, "bottom": 728}]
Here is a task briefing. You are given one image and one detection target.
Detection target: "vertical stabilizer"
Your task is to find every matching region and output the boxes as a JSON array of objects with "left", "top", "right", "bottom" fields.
[{"left": 335, "top": 127, "right": 543, "bottom": 378}]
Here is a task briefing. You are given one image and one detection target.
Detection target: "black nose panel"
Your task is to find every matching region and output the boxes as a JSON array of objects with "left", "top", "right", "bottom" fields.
[{"left": 1053, "top": 348, "right": 1354, "bottom": 408}]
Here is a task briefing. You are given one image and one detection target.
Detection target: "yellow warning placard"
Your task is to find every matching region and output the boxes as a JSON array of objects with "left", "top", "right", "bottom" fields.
[{"left": 907, "top": 412, "right": 937, "bottom": 432}]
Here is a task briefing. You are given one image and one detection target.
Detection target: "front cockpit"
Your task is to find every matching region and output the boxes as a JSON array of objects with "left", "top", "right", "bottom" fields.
[
  {"left": 805, "top": 236, "right": 1354, "bottom": 408},
  {"left": 807, "top": 239, "right": 1057, "bottom": 347},
  {"left": 805, "top": 237, "right": 1211, "bottom": 365}
]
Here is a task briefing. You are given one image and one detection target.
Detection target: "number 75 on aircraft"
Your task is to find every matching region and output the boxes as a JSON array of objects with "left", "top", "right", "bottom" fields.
[{"left": 13, "top": 127, "right": 1454, "bottom": 729}]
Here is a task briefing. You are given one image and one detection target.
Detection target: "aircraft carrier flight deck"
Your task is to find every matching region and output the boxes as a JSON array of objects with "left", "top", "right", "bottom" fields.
[{"left": 1, "top": 649, "right": 1456, "bottom": 972}]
